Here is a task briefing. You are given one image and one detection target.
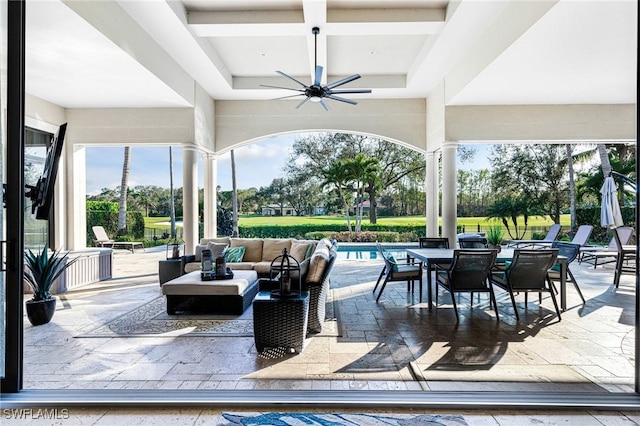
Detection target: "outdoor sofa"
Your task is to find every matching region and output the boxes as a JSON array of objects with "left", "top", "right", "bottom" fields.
[{"left": 180, "top": 237, "right": 338, "bottom": 333}]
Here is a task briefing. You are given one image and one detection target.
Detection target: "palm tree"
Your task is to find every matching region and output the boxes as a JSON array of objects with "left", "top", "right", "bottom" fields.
[
  {"left": 117, "top": 146, "right": 131, "bottom": 235},
  {"left": 343, "top": 153, "right": 380, "bottom": 232},
  {"left": 321, "top": 161, "right": 353, "bottom": 234}
]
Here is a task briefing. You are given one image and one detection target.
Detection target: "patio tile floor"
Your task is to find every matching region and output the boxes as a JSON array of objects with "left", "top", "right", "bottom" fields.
[{"left": 21, "top": 245, "right": 636, "bottom": 394}]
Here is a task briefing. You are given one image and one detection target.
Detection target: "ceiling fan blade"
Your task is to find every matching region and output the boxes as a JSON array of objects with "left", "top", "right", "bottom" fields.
[
  {"left": 296, "top": 97, "right": 311, "bottom": 109},
  {"left": 325, "top": 74, "right": 361, "bottom": 90},
  {"left": 328, "top": 88, "right": 372, "bottom": 94},
  {"left": 314, "top": 65, "right": 323, "bottom": 86},
  {"left": 273, "top": 93, "right": 306, "bottom": 100},
  {"left": 326, "top": 94, "right": 358, "bottom": 105},
  {"left": 260, "top": 84, "right": 306, "bottom": 92},
  {"left": 319, "top": 99, "right": 330, "bottom": 111},
  {"left": 276, "top": 70, "right": 308, "bottom": 88}
]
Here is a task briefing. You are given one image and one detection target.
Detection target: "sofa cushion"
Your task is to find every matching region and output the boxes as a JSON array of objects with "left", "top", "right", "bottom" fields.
[
  {"left": 307, "top": 247, "right": 331, "bottom": 284},
  {"left": 225, "top": 246, "right": 246, "bottom": 262},
  {"left": 289, "top": 241, "right": 310, "bottom": 263},
  {"left": 226, "top": 262, "right": 255, "bottom": 270},
  {"left": 200, "top": 237, "right": 231, "bottom": 246},
  {"left": 207, "top": 242, "right": 228, "bottom": 258},
  {"left": 261, "top": 238, "right": 293, "bottom": 262},
  {"left": 194, "top": 244, "right": 208, "bottom": 262},
  {"left": 184, "top": 262, "right": 202, "bottom": 274},
  {"left": 231, "top": 238, "right": 263, "bottom": 262}
]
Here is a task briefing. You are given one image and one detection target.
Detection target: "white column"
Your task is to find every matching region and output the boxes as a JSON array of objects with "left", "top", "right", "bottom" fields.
[
  {"left": 203, "top": 153, "right": 217, "bottom": 238},
  {"left": 425, "top": 151, "right": 439, "bottom": 237},
  {"left": 441, "top": 141, "right": 458, "bottom": 248},
  {"left": 66, "top": 143, "right": 86, "bottom": 250},
  {"left": 182, "top": 147, "right": 199, "bottom": 255}
]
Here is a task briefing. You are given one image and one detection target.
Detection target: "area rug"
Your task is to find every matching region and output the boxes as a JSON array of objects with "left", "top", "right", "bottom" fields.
[
  {"left": 76, "top": 293, "right": 340, "bottom": 338},
  {"left": 219, "top": 412, "right": 468, "bottom": 425}
]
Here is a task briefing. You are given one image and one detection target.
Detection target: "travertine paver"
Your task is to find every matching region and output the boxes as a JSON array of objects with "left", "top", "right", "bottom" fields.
[{"left": 21, "top": 244, "right": 635, "bottom": 395}]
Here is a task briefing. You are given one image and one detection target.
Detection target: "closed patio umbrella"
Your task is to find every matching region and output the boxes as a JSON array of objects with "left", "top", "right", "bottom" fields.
[{"left": 600, "top": 176, "right": 624, "bottom": 228}]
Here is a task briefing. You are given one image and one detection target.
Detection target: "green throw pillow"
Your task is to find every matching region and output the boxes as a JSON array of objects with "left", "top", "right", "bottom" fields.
[
  {"left": 383, "top": 251, "right": 398, "bottom": 272},
  {"left": 225, "top": 246, "right": 245, "bottom": 263}
]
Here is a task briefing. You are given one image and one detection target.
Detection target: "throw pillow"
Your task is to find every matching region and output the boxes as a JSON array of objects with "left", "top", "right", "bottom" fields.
[
  {"left": 290, "top": 241, "right": 310, "bottom": 263},
  {"left": 207, "top": 242, "right": 228, "bottom": 258},
  {"left": 383, "top": 251, "right": 398, "bottom": 272},
  {"left": 225, "top": 246, "right": 246, "bottom": 263},
  {"left": 305, "top": 243, "right": 316, "bottom": 259},
  {"left": 194, "top": 244, "right": 207, "bottom": 262}
]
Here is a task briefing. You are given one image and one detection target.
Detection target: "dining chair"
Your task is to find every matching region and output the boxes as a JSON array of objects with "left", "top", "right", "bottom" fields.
[
  {"left": 373, "top": 242, "right": 424, "bottom": 302},
  {"left": 434, "top": 249, "right": 498, "bottom": 321},
  {"left": 548, "top": 242, "right": 585, "bottom": 304},
  {"left": 490, "top": 249, "right": 560, "bottom": 321},
  {"left": 419, "top": 237, "right": 449, "bottom": 249},
  {"left": 458, "top": 237, "right": 488, "bottom": 248}
]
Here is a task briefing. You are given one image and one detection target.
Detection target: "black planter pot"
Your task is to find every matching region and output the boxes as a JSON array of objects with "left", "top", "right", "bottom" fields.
[{"left": 25, "top": 298, "right": 57, "bottom": 326}]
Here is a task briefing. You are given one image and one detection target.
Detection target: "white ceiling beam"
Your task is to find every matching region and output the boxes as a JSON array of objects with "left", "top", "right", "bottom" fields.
[
  {"left": 443, "top": 0, "right": 559, "bottom": 104},
  {"left": 189, "top": 10, "right": 305, "bottom": 36},
  {"left": 303, "top": 0, "right": 327, "bottom": 84},
  {"left": 116, "top": 0, "right": 233, "bottom": 95},
  {"left": 64, "top": 0, "right": 196, "bottom": 105},
  {"left": 235, "top": 74, "right": 405, "bottom": 90}
]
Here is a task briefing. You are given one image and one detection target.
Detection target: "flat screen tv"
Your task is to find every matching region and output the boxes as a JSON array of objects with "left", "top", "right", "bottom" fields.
[{"left": 26, "top": 122, "right": 67, "bottom": 220}]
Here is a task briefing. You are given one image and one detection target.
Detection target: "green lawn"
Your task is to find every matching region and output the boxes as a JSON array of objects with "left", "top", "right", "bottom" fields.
[{"left": 145, "top": 214, "right": 569, "bottom": 229}]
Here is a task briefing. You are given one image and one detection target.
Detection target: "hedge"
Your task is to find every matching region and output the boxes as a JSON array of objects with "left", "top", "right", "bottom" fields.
[
  {"left": 86, "top": 210, "right": 145, "bottom": 246},
  {"left": 576, "top": 206, "right": 635, "bottom": 243}
]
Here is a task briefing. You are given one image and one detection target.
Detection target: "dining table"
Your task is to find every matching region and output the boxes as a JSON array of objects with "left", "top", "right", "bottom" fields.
[{"left": 406, "top": 248, "right": 568, "bottom": 311}]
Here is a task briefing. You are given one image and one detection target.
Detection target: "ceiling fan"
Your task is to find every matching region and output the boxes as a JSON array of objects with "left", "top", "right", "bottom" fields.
[{"left": 261, "top": 27, "right": 372, "bottom": 111}]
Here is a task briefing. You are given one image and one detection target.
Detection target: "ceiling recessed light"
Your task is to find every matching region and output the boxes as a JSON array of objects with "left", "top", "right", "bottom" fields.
[{"left": 369, "top": 51, "right": 376, "bottom": 55}]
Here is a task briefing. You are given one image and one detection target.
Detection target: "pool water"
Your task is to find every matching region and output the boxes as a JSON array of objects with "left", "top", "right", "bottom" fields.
[{"left": 336, "top": 246, "right": 408, "bottom": 260}]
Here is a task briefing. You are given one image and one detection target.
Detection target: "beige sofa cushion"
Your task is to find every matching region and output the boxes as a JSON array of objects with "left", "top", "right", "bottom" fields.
[
  {"left": 200, "top": 237, "right": 231, "bottom": 246},
  {"left": 306, "top": 243, "right": 331, "bottom": 283},
  {"left": 226, "top": 262, "right": 255, "bottom": 270},
  {"left": 261, "top": 238, "right": 293, "bottom": 262},
  {"left": 230, "top": 238, "right": 263, "bottom": 262},
  {"left": 184, "top": 262, "right": 202, "bottom": 274},
  {"left": 290, "top": 241, "right": 311, "bottom": 262}
]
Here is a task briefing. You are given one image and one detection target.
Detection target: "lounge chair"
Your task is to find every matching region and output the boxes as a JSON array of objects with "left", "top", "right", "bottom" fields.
[
  {"left": 578, "top": 226, "right": 634, "bottom": 269},
  {"left": 507, "top": 224, "right": 561, "bottom": 249},
  {"left": 529, "top": 225, "right": 593, "bottom": 249},
  {"left": 92, "top": 225, "right": 144, "bottom": 253}
]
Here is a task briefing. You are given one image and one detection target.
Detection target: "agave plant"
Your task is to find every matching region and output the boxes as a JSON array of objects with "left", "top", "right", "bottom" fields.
[{"left": 24, "top": 247, "right": 77, "bottom": 301}]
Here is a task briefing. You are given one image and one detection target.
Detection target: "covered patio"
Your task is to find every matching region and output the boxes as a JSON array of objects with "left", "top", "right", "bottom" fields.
[
  {"left": 20, "top": 247, "right": 635, "bottom": 393},
  {"left": 3, "top": 0, "right": 637, "bottom": 412}
]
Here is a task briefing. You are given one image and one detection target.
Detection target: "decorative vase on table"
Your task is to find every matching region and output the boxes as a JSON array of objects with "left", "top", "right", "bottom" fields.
[{"left": 23, "top": 246, "right": 78, "bottom": 326}]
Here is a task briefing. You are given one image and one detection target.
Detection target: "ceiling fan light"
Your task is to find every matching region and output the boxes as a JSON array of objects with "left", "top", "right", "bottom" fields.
[{"left": 309, "top": 96, "right": 322, "bottom": 103}]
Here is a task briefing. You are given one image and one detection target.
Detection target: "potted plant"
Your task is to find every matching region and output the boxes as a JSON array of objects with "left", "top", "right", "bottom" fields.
[
  {"left": 23, "top": 247, "right": 77, "bottom": 326},
  {"left": 486, "top": 225, "right": 505, "bottom": 251}
]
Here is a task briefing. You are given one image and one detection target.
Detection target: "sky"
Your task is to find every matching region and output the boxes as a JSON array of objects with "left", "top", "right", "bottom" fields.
[{"left": 85, "top": 137, "right": 492, "bottom": 195}]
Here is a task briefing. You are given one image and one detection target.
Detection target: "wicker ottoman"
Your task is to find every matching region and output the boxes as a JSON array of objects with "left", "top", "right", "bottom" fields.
[
  {"left": 162, "top": 270, "right": 259, "bottom": 315},
  {"left": 253, "top": 291, "right": 309, "bottom": 353}
]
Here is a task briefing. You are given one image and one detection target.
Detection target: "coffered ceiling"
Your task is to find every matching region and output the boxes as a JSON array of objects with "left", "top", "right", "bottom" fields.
[{"left": 25, "top": 0, "right": 637, "bottom": 109}]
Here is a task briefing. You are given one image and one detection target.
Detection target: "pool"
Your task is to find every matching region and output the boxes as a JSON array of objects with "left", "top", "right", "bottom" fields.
[{"left": 336, "top": 244, "right": 415, "bottom": 260}]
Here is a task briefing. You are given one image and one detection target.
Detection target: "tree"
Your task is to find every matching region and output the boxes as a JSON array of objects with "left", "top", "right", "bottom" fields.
[
  {"left": 286, "top": 133, "right": 425, "bottom": 222},
  {"left": 321, "top": 161, "right": 354, "bottom": 233},
  {"left": 490, "top": 144, "right": 567, "bottom": 224},
  {"left": 117, "top": 147, "right": 131, "bottom": 235},
  {"left": 343, "top": 153, "right": 380, "bottom": 232}
]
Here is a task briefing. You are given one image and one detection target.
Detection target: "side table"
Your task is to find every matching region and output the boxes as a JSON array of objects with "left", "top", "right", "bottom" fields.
[
  {"left": 252, "top": 291, "right": 309, "bottom": 353},
  {"left": 159, "top": 259, "right": 183, "bottom": 286}
]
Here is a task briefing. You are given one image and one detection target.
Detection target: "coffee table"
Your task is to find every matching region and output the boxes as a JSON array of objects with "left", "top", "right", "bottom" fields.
[{"left": 161, "top": 270, "right": 259, "bottom": 315}]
